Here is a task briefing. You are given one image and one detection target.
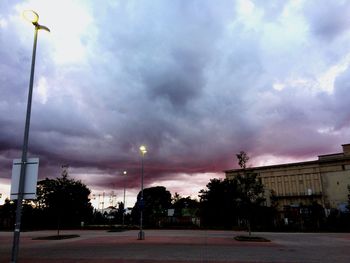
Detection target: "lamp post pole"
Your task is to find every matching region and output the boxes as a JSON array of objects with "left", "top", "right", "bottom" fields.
[
  {"left": 11, "top": 11, "right": 50, "bottom": 263},
  {"left": 122, "top": 170, "right": 127, "bottom": 226},
  {"left": 138, "top": 145, "right": 147, "bottom": 240}
]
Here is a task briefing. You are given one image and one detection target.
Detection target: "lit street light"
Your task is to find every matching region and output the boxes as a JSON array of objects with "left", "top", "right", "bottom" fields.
[
  {"left": 11, "top": 10, "right": 50, "bottom": 263},
  {"left": 138, "top": 145, "right": 147, "bottom": 240}
]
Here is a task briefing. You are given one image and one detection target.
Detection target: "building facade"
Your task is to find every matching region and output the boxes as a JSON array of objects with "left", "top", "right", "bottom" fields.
[{"left": 225, "top": 144, "right": 350, "bottom": 212}]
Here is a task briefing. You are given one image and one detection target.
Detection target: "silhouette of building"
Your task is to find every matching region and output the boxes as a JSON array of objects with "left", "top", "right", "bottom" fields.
[{"left": 225, "top": 144, "right": 350, "bottom": 213}]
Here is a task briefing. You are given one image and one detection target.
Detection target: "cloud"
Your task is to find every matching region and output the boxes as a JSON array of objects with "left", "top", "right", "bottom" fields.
[
  {"left": 1, "top": 0, "right": 350, "bottom": 204},
  {"left": 303, "top": 0, "right": 350, "bottom": 41}
]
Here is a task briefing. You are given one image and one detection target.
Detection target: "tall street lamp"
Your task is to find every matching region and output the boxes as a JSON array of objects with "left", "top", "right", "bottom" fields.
[
  {"left": 138, "top": 145, "right": 147, "bottom": 240},
  {"left": 122, "top": 170, "right": 127, "bottom": 226},
  {"left": 11, "top": 10, "right": 50, "bottom": 263}
]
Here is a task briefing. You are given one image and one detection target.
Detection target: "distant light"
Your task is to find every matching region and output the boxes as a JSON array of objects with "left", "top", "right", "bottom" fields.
[
  {"left": 123, "top": 171, "right": 127, "bottom": 175},
  {"left": 23, "top": 10, "right": 39, "bottom": 24},
  {"left": 139, "top": 145, "right": 147, "bottom": 155}
]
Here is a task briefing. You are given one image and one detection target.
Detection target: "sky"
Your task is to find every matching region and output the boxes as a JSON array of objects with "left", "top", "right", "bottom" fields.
[{"left": 1, "top": 0, "right": 350, "bottom": 207}]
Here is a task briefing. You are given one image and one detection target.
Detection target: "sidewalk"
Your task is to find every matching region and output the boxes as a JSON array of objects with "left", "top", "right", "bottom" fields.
[{"left": 1, "top": 230, "right": 350, "bottom": 262}]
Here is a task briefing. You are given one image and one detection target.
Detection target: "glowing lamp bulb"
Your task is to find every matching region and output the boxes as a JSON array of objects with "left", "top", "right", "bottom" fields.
[
  {"left": 139, "top": 145, "right": 147, "bottom": 155},
  {"left": 23, "top": 10, "right": 39, "bottom": 24}
]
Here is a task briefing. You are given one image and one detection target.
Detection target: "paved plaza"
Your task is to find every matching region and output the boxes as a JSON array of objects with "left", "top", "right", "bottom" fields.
[{"left": 1, "top": 229, "right": 350, "bottom": 262}]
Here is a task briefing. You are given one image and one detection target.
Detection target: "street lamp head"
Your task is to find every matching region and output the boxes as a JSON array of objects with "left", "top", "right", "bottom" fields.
[
  {"left": 23, "top": 10, "right": 39, "bottom": 24},
  {"left": 22, "top": 10, "right": 50, "bottom": 32},
  {"left": 123, "top": 171, "right": 127, "bottom": 175},
  {"left": 139, "top": 145, "right": 147, "bottom": 155}
]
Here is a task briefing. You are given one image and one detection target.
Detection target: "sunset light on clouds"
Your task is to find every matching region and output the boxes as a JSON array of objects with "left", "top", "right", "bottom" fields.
[{"left": 1, "top": 0, "right": 350, "bottom": 206}]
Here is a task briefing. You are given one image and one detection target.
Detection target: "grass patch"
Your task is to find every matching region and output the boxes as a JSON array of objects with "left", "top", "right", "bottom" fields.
[
  {"left": 33, "top": 234, "right": 80, "bottom": 240},
  {"left": 234, "top": 235, "right": 270, "bottom": 242}
]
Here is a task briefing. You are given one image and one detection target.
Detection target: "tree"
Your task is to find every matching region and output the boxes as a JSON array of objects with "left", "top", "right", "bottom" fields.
[
  {"left": 0, "top": 199, "right": 16, "bottom": 229},
  {"left": 199, "top": 178, "right": 239, "bottom": 228},
  {"left": 172, "top": 192, "right": 181, "bottom": 204},
  {"left": 199, "top": 152, "right": 266, "bottom": 231},
  {"left": 235, "top": 151, "right": 265, "bottom": 235},
  {"left": 0, "top": 198, "right": 42, "bottom": 230},
  {"left": 132, "top": 186, "right": 171, "bottom": 227},
  {"left": 108, "top": 202, "right": 126, "bottom": 225},
  {"left": 34, "top": 172, "right": 93, "bottom": 230},
  {"left": 172, "top": 195, "right": 199, "bottom": 217},
  {"left": 237, "top": 151, "right": 249, "bottom": 169}
]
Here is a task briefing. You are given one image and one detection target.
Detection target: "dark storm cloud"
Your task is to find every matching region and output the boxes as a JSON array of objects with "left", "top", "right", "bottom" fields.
[
  {"left": 303, "top": 0, "right": 350, "bottom": 41},
  {"left": 145, "top": 49, "right": 204, "bottom": 108},
  {"left": 1, "top": 0, "right": 350, "bottom": 200}
]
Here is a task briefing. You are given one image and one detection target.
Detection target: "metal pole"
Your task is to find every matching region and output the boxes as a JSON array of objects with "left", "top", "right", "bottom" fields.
[
  {"left": 138, "top": 155, "right": 145, "bottom": 240},
  {"left": 11, "top": 25, "right": 39, "bottom": 263},
  {"left": 122, "top": 180, "right": 126, "bottom": 226},
  {"left": 102, "top": 192, "right": 105, "bottom": 213}
]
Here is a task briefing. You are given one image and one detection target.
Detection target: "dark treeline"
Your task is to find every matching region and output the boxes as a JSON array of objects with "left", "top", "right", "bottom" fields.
[
  {"left": 1, "top": 178, "right": 350, "bottom": 232},
  {"left": 0, "top": 173, "right": 93, "bottom": 230}
]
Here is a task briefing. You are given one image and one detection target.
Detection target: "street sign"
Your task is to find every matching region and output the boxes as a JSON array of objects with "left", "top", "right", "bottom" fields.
[
  {"left": 10, "top": 158, "right": 39, "bottom": 200},
  {"left": 168, "top": 209, "right": 175, "bottom": 217}
]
